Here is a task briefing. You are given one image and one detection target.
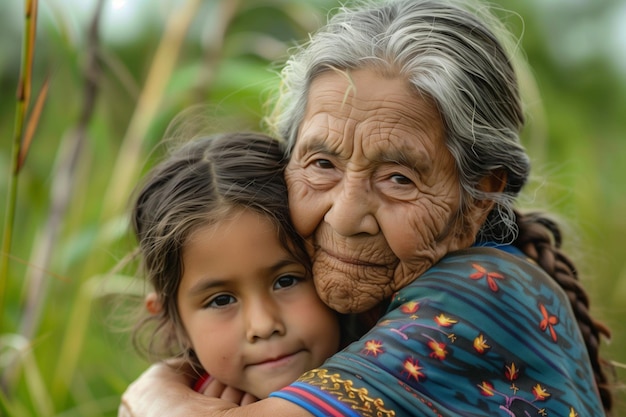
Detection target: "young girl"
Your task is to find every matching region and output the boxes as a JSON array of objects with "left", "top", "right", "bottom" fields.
[{"left": 129, "top": 132, "right": 344, "bottom": 400}]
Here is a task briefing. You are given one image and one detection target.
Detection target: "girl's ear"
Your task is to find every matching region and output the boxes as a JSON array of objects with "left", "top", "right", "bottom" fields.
[{"left": 144, "top": 292, "right": 162, "bottom": 315}]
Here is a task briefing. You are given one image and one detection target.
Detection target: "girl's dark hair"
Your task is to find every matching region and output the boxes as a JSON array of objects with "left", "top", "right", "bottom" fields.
[{"left": 130, "top": 132, "right": 310, "bottom": 365}]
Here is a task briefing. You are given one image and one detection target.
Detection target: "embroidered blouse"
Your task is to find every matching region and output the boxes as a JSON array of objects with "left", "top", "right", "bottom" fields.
[{"left": 270, "top": 247, "right": 605, "bottom": 416}]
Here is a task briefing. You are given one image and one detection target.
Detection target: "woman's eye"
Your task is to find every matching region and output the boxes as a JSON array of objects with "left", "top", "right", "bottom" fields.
[
  {"left": 314, "top": 159, "right": 334, "bottom": 169},
  {"left": 390, "top": 174, "right": 413, "bottom": 185},
  {"left": 274, "top": 275, "right": 301, "bottom": 290},
  {"left": 206, "top": 294, "right": 236, "bottom": 308}
]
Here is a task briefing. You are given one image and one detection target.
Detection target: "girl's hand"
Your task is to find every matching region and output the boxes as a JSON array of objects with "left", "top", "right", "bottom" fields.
[
  {"left": 118, "top": 360, "right": 239, "bottom": 417},
  {"left": 199, "top": 376, "right": 259, "bottom": 405},
  {"left": 118, "top": 360, "right": 305, "bottom": 417}
]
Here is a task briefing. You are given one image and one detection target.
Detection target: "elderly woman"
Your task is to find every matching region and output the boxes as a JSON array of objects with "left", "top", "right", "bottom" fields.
[{"left": 119, "top": 0, "right": 612, "bottom": 416}]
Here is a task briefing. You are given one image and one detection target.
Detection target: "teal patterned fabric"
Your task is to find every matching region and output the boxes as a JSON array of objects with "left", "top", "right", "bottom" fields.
[{"left": 271, "top": 247, "right": 604, "bottom": 416}]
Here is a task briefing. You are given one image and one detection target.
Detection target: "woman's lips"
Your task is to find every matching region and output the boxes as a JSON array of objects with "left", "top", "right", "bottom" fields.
[{"left": 320, "top": 249, "right": 387, "bottom": 268}]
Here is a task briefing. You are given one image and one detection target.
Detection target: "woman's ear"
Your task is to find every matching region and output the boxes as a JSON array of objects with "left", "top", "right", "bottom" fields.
[
  {"left": 454, "top": 169, "right": 509, "bottom": 247},
  {"left": 478, "top": 168, "right": 507, "bottom": 194},
  {"left": 470, "top": 169, "right": 508, "bottom": 226}
]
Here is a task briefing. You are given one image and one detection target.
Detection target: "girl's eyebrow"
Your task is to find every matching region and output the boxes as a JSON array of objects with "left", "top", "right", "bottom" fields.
[
  {"left": 185, "top": 258, "right": 303, "bottom": 297},
  {"left": 186, "top": 278, "right": 228, "bottom": 297}
]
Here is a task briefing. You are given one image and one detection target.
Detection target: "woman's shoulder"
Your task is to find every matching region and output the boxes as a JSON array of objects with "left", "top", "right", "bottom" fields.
[
  {"left": 386, "top": 246, "right": 592, "bottom": 384},
  {"left": 370, "top": 247, "right": 601, "bottom": 415},
  {"left": 389, "top": 245, "right": 584, "bottom": 360},
  {"left": 402, "top": 246, "right": 567, "bottom": 303}
]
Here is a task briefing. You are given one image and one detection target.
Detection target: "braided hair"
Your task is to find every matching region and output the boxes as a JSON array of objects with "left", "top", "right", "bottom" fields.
[{"left": 514, "top": 210, "right": 613, "bottom": 412}]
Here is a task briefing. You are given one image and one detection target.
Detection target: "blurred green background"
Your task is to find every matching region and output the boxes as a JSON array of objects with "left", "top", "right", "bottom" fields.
[{"left": 0, "top": 0, "right": 624, "bottom": 416}]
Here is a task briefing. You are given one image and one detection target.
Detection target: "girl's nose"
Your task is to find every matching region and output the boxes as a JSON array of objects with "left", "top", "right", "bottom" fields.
[{"left": 245, "top": 298, "right": 286, "bottom": 342}]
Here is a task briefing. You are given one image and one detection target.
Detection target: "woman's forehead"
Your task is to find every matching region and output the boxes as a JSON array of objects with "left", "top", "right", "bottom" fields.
[
  {"left": 303, "top": 70, "right": 441, "bottom": 129},
  {"left": 297, "top": 70, "right": 445, "bottom": 163},
  {"left": 306, "top": 70, "right": 425, "bottom": 110}
]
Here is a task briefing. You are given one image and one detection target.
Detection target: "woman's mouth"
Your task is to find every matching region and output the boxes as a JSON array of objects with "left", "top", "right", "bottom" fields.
[{"left": 320, "top": 248, "right": 389, "bottom": 268}]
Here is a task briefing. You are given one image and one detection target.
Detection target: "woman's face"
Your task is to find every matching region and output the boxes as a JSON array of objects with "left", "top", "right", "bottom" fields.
[{"left": 285, "top": 69, "right": 483, "bottom": 313}]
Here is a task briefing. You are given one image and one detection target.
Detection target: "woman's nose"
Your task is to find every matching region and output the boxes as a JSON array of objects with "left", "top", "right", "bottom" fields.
[
  {"left": 245, "top": 298, "right": 285, "bottom": 342},
  {"left": 324, "top": 175, "right": 379, "bottom": 236}
]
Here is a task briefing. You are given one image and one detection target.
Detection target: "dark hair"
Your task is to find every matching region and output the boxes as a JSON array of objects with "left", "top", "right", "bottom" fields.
[
  {"left": 266, "top": 0, "right": 612, "bottom": 411},
  {"left": 130, "top": 132, "right": 310, "bottom": 365}
]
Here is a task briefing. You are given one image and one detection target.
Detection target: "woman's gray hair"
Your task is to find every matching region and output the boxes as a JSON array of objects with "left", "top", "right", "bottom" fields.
[{"left": 266, "top": 0, "right": 530, "bottom": 244}]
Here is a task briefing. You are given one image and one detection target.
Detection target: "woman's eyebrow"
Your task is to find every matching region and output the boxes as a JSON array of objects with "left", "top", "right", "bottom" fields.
[
  {"left": 379, "top": 147, "right": 432, "bottom": 174},
  {"left": 297, "top": 140, "right": 339, "bottom": 157}
]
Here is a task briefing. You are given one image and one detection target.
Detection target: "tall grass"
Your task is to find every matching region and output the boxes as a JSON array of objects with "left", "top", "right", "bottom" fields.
[
  {"left": 0, "top": 0, "right": 624, "bottom": 416},
  {"left": 1, "top": 0, "right": 39, "bottom": 328},
  {"left": 0, "top": 1, "right": 328, "bottom": 415}
]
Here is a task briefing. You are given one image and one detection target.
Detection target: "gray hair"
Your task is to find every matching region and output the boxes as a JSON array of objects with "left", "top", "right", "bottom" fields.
[{"left": 266, "top": 0, "right": 530, "bottom": 244}]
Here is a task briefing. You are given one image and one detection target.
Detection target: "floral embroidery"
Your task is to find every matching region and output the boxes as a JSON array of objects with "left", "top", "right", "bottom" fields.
[
  {"left": 506, "top": 363, "right": 521, "bottom": 394},
  {"left": 473, "top": 334, "right": 490, "bottom": 354},
  {"left": 538, "top": 303, "right": 559, "bottom": 342},
  {"left": 478, "top": 381, "right": 495, "bottom": 397},
  {"left": 469, "top": 263, "right": 504, "bottom": 291},
  {"left": 505, "top": 362, "right": 519, "bottom": 382},
  {"left": 434, "top": 313, "right": 457, "bottom": 327},
  {"left": 476, "top": 380, "right": 553, "bottom": 415},
  {"left": 532, "top": 384, "right": 550, "bottom": 401},
  {"left": 401, "top": 357, "right": 425, "bottom": 382},
  {"left": 426, "top": 338, "right": 448, "bottom": 360},
  {"left": 362, "top": 340, "right": 384, "bottom": 357},
  {"left": 400, "top": 301, "right": 420, "bottom": 314}
]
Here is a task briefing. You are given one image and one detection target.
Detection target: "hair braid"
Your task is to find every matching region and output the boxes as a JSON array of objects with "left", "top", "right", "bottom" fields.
[{"left": 513, "top": 210, "right": 613, "bottom": 414}]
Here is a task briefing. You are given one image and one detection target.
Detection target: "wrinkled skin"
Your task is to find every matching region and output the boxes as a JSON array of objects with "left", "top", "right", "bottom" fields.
[{"left": 285, "top": 69, "right": 491, "bottom": 314}]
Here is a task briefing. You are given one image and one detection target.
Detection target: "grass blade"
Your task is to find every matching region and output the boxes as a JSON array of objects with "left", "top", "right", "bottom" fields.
[
  {"left": 17, "top": 74, "right": 50, "bottom": 173},
  {"left": 1, "top": 0, "right": 39, "bottom": 332}
]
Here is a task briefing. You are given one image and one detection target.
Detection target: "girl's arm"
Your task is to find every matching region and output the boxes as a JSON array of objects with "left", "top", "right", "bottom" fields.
[{"left": 118, "top": 361, "right": 313, "bottom": 417}]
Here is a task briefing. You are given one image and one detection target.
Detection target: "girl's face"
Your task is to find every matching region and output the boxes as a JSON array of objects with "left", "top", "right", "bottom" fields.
[{"left": 176, "top": 209, "right": 340, "bottom": 399}]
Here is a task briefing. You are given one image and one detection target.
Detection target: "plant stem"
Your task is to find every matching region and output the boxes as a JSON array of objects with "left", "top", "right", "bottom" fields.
[{"left": 0, "top": 0, "right": 38, "bottom": 332}]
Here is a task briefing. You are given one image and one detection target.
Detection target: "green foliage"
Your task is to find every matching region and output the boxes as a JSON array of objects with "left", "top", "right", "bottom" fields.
[{"left": 1, "top": 0, "right": 624, "bottom": 416}]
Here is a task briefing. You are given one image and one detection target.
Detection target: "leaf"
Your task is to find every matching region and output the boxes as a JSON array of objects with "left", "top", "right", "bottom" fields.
[{"left": 17, "top": 74, "right": 50, "bottom": 173}]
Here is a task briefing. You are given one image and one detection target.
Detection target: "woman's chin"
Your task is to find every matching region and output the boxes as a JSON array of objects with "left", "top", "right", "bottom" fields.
[{"left": 314, "top": 272, "right": 388, "bottom": 314}]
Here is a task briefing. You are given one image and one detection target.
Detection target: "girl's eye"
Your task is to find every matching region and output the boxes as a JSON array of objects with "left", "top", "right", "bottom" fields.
[
  {"left": 314, "top": 159, "right": 334, "bottom": 169},
  {"left": 274, "top": 275, "right": 301, "bottom": 290},
  {"left": 206, "top": 294, "right": 236, "bottom": 308}
]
